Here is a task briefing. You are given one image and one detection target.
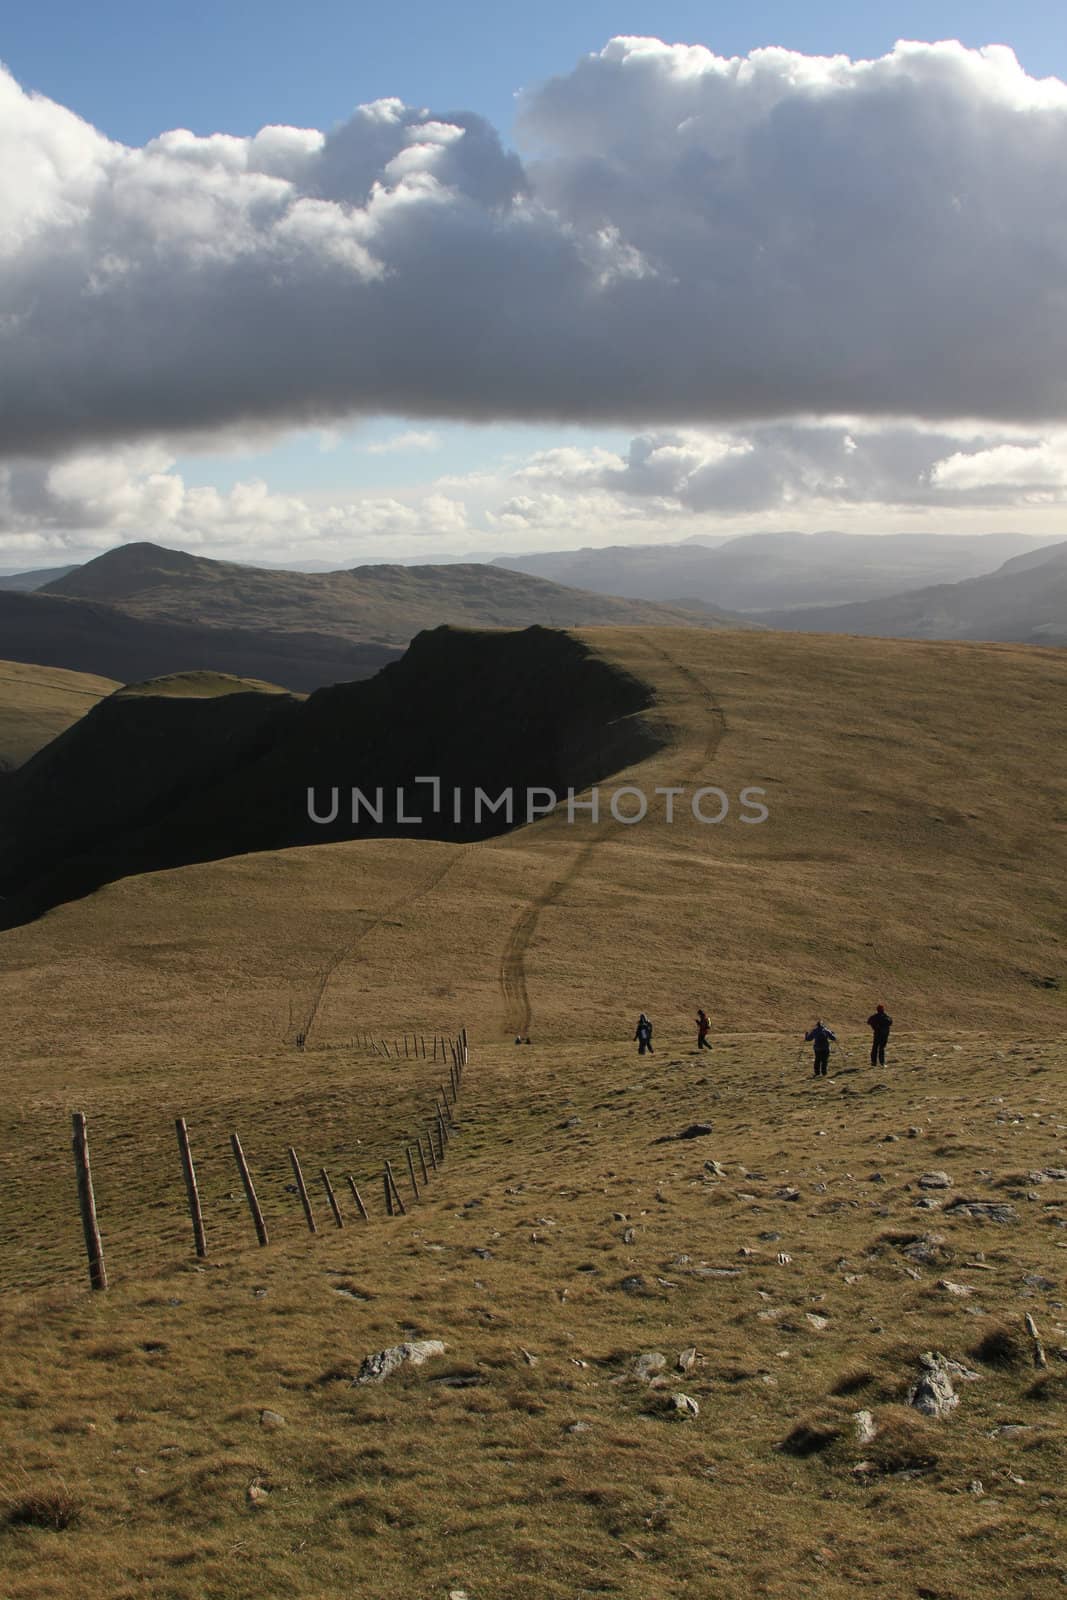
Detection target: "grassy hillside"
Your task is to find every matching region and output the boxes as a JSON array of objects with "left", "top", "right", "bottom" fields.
[
  {"left": 0, "top": 659, "right": 119, "bottom": 772},
  {"left": 761, "top": 541, "right": 1067, "bottom": 645},
  {"left": 0, "top": 625, "right": 1063, "bottom": 1599},
  {"left": 43, "top": 540, "right": 748, "bottom": 641},
  {"left": 0, "top": 588, "right": 400, "bottom": 693}
]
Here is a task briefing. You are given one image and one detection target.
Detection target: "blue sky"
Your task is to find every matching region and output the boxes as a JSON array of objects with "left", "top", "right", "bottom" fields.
[
  {"left": 4, "top": 1, "right": 1060, "bottom": 148},
  {"left": 2, "top": 5, "right": 1066, "bottom": 564}
]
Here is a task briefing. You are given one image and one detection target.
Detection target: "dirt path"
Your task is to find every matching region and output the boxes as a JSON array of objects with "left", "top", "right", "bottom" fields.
[{"left": 498, "top": 639, "right": 727, "bottom": 1038}]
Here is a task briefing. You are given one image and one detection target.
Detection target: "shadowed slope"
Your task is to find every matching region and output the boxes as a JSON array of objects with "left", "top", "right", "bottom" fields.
[{"left": 0, "top": 659, "right": 119, "bottom": 772}]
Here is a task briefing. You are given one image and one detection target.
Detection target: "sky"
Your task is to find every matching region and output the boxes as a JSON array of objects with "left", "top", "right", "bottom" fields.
[{"left": 2, "top": 1, "right": 1067, "bottom": 568}]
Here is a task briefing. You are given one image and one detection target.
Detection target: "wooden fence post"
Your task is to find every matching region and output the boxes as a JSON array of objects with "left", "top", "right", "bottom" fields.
[
  {"left": 385, "top": 1160, "right": 407, "bottom": 1215},
  {"left": 175, "top": 1117, "right": 207, "bottom": 1259},
  {"left": 320, "top": 1168, "right": 344, "bottom": 1228},
  {"left": 424, "top": 1131, "right": 438, "bottom": 1172},
  {"left": 346, "top": 1174, "right": 369, "bottom": 1221},
  {"left": 231, "top": 1133, "right": 269, "bottom": 1246},
  {"left": 406, "top": 1146, "right": 420, "bottom": 1202},
  {"left": 71, "top": 1113, "right": 107, "bottom": 1291},
  {"left": 288, "top": 1146, "right": 317, "bottom": 1234},
  {"left": 384, "top": 1168, "right": 394, "bottom": 1217},
  {"left": 436, "top": 1114, "right": 447, "bottom": 1160},
  {"left": 380, "top": 1039, "right": 390, "bottom": 1058},
  {"left": 417, "top": 1138, "right": 430, "bottom": 1184},
  {"left": 420, "top": 1035, "right": 427, "bottom": 1059}
]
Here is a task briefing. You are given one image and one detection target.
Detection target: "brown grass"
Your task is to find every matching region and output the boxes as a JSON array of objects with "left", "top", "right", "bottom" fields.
[{"left": 0, "top": 625, "right": 1064, "bottom": 1599}]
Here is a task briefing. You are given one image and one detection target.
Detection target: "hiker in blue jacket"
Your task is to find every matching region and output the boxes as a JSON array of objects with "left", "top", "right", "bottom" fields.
[
  {"left": 805, "top": 1020, "right": 836, "bottom": 1077},
  {"left": 635, "top": 1013, "right": 654, "bottom": 1055},
  {"left": 867, "top": 1004, "right": 893, "bottom": 1066}
]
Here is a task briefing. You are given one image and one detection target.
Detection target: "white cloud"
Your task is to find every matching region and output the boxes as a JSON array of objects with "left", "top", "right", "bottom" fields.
[{"left": 2, "top": 37, "right": 1067, "bottom": 466}]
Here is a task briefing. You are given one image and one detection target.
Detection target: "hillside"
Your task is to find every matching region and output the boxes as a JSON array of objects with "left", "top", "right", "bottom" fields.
[
  {"left": 0, "top": 659, "right": 118, "bottom": 772},
  {"left": 0, "top": 624, "right": 1064, "bottom": 1600},
  {"left": 0, "top": 588, "right": 400, "bottom": 692},
  {"left": 0, "top": 562, "right": 79, "bottom": 591},
  {"left": 1, "top": 626, "right": 1063, "bottom": 1033},
  {"left": 0, "top": 629, "right": 663, "bottom": 924},
  {"left": 43, "top": 540, "right": 748, "bottom": 640},
  {"left": 494, "top": 531, "right": 1055, "bottom": 611},
  {"left": 761, "top": 540, "right": 1067, "bottom": 645}
]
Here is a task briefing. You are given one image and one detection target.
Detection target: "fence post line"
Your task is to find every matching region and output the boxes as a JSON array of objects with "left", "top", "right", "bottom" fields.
[
  {"left": 385, "top": 1160, "right": 407, "bottom": 1215},
  {"left": 231, "top": 1133, "right": 269, "bottom": 1247},
  {"left": 320, "top": 1168, "right": 344, "bottom": 1228},
  {"left": 406, "top": 1146, "right": 421, "bottom": 1202},
  {"left": 288, "top": 1146, "right": 317, "bottom": 1234},
  {"left": 71, "top": 1113, "right": 107, "bottom": 1291},
  {"left": 175, "top": 1117, "right": 208, "bottom": 1259},
  {"left": 346, "top": 1174, "right": 369, "bottom": 1221}
]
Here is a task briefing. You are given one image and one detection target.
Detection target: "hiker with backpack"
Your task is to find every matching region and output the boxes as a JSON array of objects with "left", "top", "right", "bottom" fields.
[
  {"left": 695, "top": 1008, "right": 712, "bottom": 1050},
  {"left": 804, "top": 1019, "right": 836, "bottom": 1077},
  {"left": 635, "top": 1013, "right": 654, "bottom": 1055},
  {"left": 867, "top": 1004, "right": 893, "bottom": 1066}
]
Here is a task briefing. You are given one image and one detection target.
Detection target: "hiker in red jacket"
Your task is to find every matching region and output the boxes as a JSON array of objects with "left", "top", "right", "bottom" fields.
[
  {"left": 867, "top": 1004, "right": 893, "bottom": 1066},
  {"left": 695, "top": 1008, "right": 712, "bottom": 1050}
]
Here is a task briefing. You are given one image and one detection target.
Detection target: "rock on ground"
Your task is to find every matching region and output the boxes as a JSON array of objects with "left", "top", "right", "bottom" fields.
[{"left": 353, "top": 1340, "right": 447, "bottom": 1385}]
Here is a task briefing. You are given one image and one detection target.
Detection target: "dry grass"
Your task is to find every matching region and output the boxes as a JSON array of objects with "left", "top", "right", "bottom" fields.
[
  {"left": 0, "top": 658, "right": 117, "bottom": 771},
  {"left": 0, "top": 625, "right": 1064, "bottom": 1598}
]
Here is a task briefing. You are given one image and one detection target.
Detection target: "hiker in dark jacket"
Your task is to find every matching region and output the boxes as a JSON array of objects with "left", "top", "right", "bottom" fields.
[
  {"left": 695, "top": 1008, "right": 712, "bottom": 1050},
  {"left": 635, "top": 1013, "right": 654, "bottom": 1055},
  {"left": 867, "top": 1004, "right": 893, "bottom": 1066},
  {"left": 805, "top": 1020, "right": 836, "bottom": 1077}
]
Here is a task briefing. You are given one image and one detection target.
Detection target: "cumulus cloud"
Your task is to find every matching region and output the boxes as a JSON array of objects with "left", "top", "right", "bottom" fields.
[
  {"left": 2, "top": 37, "right": 1067, "bottom": 464},
  {"left": 5, "top": 415, "right": 1067, "bottom": 567}
]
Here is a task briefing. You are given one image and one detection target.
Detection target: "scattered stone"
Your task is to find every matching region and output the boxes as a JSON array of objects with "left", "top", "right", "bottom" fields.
[
  {"left": 919, "top": 1171, "right": 953, "bottom": 1190},
  {"left": 777, "top": 1187, "right": 801, "bottom": 1201},
  {"left": 908, "top": 1352, "right": 960, "bottom": 1418},
  {"left": 471, "top": 1247, "right": 493, "bottom": 1260},
  {"left": 937, "top": 1280, "right": 973, "bottom": 1296},
  {"left": 944, "top": 1200, "right": 1020, "bottom": 1224},
  {"left": 854, "top": 1409, "right": 877, "bottom": 1444},
  {"left": 777, "top": 1252, "right": 792, "bottom": 1265},
  {"left": 613, "top": 1211, "right": 627, "bottom": 1221},
  {"left": 354, "top": 1340, "right": 446, "bottom": 1385},
  {"left": 565, "top": 1421, "right": 592, "bottom": 1434},
  {"left": 992, "top": 1423, "right": 1031, "bottom": 1439},
  {"left": 247, "top": 1481, "right": 269, "bottom": 1505},
  {"left": 677, "top": 1347, "right": 698, "bottom": 1374},
  {"left": 259, "top": 1409, "right": 286, "bottom": 1430},
  {"left": 667, "top": 1393, "right": 700, "bottom": 1419},
  {"left": 806, "top": 1312, "right": 829, "bottom": 1330},
  {"left": 558, "top": 1117, "right": 582, "bottom": 1129},
  {"left": 1023, "top": 1274, "right": 1055, "bottom": 1292},
  {"left": 450, "top": 1590, "right": 472, "bottom": 1599},
  {"left": 632, "top": 1352, "right": 667, "bottom": 1382},
  {"left": 519, "top": 1348, "right": 538, "bottom": 1366},
  {"left": 914, "top": 1198, "right": 942, "bottom": 1210},
  {"left": 969, "top": 1479, "right": 984, "bottom": 1496},
  {"left": 703, "top": 1160, "right": 728, "bottom": 1177},
  {"left": 618, "top": 1275, "right": 650, "bottom": 1295},
  {"left": 622, "top": 1227, "right": 637, "bottom": 1245},
  {"left": 907, "top": 1127, "right": 923, "bottom": 1138},
  {"left": 883, "top": 1134, "right": 900, "bottom": 1143}
]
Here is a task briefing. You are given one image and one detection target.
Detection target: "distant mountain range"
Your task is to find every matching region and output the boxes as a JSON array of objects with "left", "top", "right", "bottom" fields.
[
  {"left": 758, "top": 538, "right": 1067, "bottom": 645},
  {"left": 0, "top": 541, "right": 745, "bottom": 692},
  {"left": 0, "top": 563, "right": 79, "bottom": 591},
  {"left": 493, "top": 531, "right": 1058, "bottom": 611}
]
